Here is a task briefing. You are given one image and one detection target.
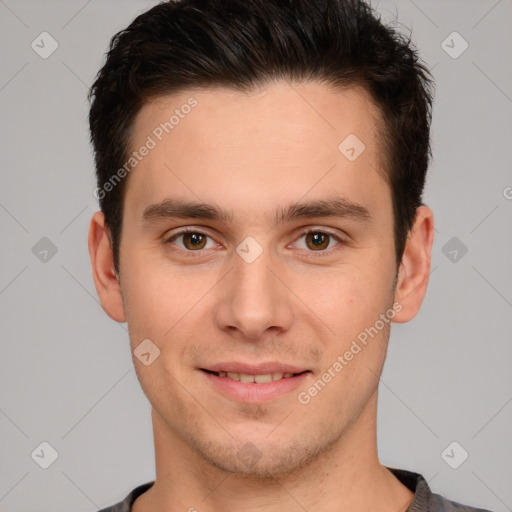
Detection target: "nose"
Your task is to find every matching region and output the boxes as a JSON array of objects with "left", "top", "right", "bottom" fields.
[{"left": 213, "top": 248, "right": 294, "bottom": 341}]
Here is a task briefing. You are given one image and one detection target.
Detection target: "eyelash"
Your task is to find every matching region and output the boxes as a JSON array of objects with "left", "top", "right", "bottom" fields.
[{"left": 164, "top": 227, "right": 347, "bottom": 257}]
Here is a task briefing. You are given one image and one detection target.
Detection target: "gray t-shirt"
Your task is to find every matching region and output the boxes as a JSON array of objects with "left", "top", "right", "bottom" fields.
[{"left": 98, "top": 467, "right": 495, "bottom": 512}]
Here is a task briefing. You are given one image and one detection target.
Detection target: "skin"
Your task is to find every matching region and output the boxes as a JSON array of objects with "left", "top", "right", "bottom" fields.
[{"left": 89, "top": 80, "right": 434, "bottom": 512}]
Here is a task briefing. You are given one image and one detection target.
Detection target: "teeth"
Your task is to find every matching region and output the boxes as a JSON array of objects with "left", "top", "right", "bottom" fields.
[
  {"left": 254, "top": 374, "right": 273, "bottom": 384},
  {"left": 215, "top": 371, "right": 298, "bottom": 382}
]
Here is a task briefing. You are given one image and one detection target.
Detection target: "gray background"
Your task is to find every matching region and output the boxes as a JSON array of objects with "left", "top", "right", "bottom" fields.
[{"left": 0, "top": 0, "right": 511, "bottom": 510}]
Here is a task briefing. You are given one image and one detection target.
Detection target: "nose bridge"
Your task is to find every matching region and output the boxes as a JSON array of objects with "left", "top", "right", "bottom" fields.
[{"left": 215, "top": 244, "right": 293, "bottom": 339}]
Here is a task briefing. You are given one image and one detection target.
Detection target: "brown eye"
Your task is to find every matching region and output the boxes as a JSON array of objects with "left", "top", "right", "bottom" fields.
[
  {"left": 182, "top": 232, "right": 207, "bottom": 250},
  {"left": 294, "top": 229, "right": 344, "bottom": 254},
  {"left": 166, "top": 229, "right": 215, "bottom": 251},
  {"left": 305, "top": 232, "right": 330, "bottom": 250}
]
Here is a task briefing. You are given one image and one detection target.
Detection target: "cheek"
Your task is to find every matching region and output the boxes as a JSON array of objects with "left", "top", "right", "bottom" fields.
[
  {"left": 298, "top": 269, "right": 394, "bottom": 415},
  {"left": 297, "top": 261, "right": 393, "bottom": 344},
  {"left": 120, "top": 248, "right": 217, "bottom": 346}
]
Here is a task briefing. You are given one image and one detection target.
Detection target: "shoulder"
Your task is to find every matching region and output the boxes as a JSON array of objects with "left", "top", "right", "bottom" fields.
[
  {"left": 429, "top": 491, "right": 496, "bottom": 512},
  {"left": 97, "top": 481, "right": 154, "bottom": 512},
  {"left": 386, "top": 467, "right": 497, "bottom": 512}
]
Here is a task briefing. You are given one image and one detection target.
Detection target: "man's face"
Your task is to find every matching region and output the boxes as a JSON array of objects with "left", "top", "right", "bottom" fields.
[{"left": 118, "top": 80, "right": 399, "bottom": 477}]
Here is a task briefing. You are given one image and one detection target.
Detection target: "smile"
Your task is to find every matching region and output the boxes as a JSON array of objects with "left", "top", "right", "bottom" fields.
[
  {"left": 200, "top": 368, "right": 312, "bottom": 403},
  {"left": 203, "top": 369, "right": 303, "bottom": 383}
]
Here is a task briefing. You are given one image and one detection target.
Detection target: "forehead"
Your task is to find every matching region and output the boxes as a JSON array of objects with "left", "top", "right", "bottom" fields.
[
  {"left": 133, "top": 80, "right": 383, "bottom": 154},
  {"left": 124, "top": 80, "right": 389, "bottom": 224}
]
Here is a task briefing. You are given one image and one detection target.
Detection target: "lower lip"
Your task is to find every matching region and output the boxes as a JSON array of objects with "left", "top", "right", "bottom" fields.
[{"left": 200, "top": 370, "right": 311, "bottom": 403}]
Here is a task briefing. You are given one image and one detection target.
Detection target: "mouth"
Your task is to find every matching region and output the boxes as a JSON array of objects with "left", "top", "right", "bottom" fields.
[
  {"left": 199, "top": 366, "right": 312, "bottom": 403},
  {"left": 200, "top": 368, "right": 308, "bottom": 383}
]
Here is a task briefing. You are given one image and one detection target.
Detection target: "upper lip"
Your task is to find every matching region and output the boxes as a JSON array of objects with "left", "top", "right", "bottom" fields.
[{"left": 201, "top": 362, "right": 310, "bottom": 375}]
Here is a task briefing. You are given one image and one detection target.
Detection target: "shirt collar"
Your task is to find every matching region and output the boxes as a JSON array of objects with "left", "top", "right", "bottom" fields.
[{"left": 107, "top": 466, "right": 431, "bottom": 512}]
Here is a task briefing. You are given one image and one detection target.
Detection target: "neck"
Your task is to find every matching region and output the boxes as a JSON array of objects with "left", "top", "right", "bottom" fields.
[{"left": 133, "top": 393, "right": 414, "bottom": 512}]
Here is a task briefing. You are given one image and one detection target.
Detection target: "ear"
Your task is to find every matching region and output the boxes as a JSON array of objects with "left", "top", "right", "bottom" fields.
[
  {"left": 88, "top": 211, "right": 126, "bottom": 322},
  {"left": 392, "top": 205, "right": 434, "bottom": 323}
]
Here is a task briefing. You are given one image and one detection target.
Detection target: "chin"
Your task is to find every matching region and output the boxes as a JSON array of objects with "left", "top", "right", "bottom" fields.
[{"left": 186, "top": 429, "right": 332, "bottom": 481}]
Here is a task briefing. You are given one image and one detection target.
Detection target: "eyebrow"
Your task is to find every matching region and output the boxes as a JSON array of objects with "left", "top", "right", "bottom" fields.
[{"left": 141, "top": 197, "right": 372, "bottom": 227}]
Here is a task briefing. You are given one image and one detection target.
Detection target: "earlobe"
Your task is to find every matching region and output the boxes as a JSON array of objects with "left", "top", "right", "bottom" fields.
[
  {"left": 392, "top": 205, "right": 435, "bottom": 324},
  {"left": 88, "top": 211, "right": 126, "bottom": 322}
]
